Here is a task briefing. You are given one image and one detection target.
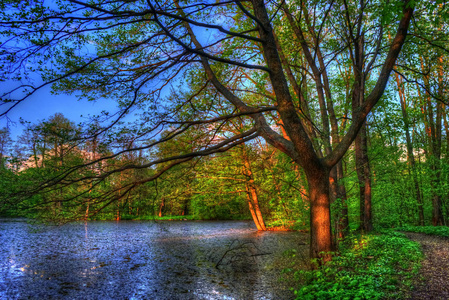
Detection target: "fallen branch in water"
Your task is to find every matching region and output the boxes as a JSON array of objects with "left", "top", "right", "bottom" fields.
[{"left": 215, "top": 239, "right": 272, "bottom": 269}]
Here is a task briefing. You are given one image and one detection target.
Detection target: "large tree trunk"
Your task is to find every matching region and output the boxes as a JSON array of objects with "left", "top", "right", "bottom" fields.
[{"left": 306, "top": 164, "right": 333, "bottom": 262}]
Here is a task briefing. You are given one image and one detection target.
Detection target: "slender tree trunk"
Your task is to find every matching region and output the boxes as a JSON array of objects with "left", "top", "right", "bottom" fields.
[
  {"left": 182, "top": 201, "right": 188, "bottom": 216},
  {"left": 444, "top": 106, "right": 449, "bottom": 160},
  {"left": 335, "top": 63, "right": 352, "bottom": 240},
  {"left": 158, "top": 197, "right": 165, "bottom": 218},
  {"left": 431, "top": 187, "right": 444, "bottom": 226},
  {"left": 443, "top": 107, "right": 449, "bottom": 222},
  {"left": 85, "top": 202, "right": 89, "bottom": 220},
  {"left": 336, "top": 161, "right": 349, "bottom": 238},
  {"left": 116, "top": 192, "right": 121, "bottom": 221},
  {"left": 349, "top": 31, "right": 373, "bottom": 233},
  {"left": 329, "top": 166, "right": 339, "bottom": 244},
  {"left": 355, "top": 123, "right": 373, "bottom": 232},
  {"left": 116, "top": 173, "right": 122, "bottom": 221},
  {"left": 395, "top": 74, "right": 424, "bottom": 225},
  {"left": 435, "top": 58, "right": 445, "bottom": 225},
  {"left": 242, "top": 150, "right": 266, "bottom": 231},
  {"left": 41, "top": 142, "right": 47, "bottom": 168},
  {"left": 430, "top": 97, "right": 444, "bottom": 226},
  {"left": 116, "top": 205, "right": 121, "bottom": 221},
  {"left": 33, "top": 142, "right": 39, "bottom": 168},
  {"left": 421, "top": 57, "right": 444, "bottom": 225},
  {"left": 245, "top": 185, "right": 264, "bottom": 231},
  {"left": 86, "top": 137, "right": 98, "bottom": 221}
]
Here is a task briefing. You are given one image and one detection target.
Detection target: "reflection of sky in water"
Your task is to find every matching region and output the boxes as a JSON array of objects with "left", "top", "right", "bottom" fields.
[{"left": 0, "top": 220, "right": 306, "bottom": 299}]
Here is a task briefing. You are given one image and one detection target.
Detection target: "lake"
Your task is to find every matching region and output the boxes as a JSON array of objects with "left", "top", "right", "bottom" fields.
[{"left": 0, "top": 219, "right": 308, "bottom": 299}]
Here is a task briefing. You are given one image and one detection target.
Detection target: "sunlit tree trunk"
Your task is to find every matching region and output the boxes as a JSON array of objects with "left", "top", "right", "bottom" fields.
[
  {"left": 306, "top": 163, "right": 333, "bottom": 262},
  {"left": 116, "top": 203, "right": 121, "bottom": 221},
  {"left": 85, "top": 201, "right": 90, "bottom": 220},
  {"left": 242, "top": 149, "right": 266, "bottom": 231},
  {"left": 158, "top": 197, "right": 165, "bottom": 218}
]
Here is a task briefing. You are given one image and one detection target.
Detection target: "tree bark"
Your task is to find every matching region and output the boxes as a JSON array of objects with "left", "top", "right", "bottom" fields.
[{"left": 306, "top": 163, "right": 333, "bottom": 262}]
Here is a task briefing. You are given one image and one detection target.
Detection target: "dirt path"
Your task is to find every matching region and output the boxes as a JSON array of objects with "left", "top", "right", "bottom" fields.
[{"left": 405, "top": 232, "right": 449, "bottom": 300}]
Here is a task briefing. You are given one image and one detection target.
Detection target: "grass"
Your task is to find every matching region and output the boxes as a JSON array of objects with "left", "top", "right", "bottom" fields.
[
  {"left": 394, "top": 225, "right": 449, "bottom": 238},
  {"left": 122, "top": 215, "right": 251, "bottom": 221},
  {"left": 290, "top": 231, "right": 423, "bottom": 300},
  {"left": 121, "top": 215, "right": 196, "bottom": 221}
]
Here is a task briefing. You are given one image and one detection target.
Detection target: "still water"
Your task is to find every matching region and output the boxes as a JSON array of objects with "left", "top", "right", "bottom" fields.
[{"left": 0, "top": 219, "right": 308, "bottom": 299}]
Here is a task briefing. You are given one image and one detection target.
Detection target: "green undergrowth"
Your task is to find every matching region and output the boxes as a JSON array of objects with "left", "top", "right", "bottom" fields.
[
  {"left": 94, "top": 214, "right": 254, "bottom": 221},
  {"left": 394, "top": 225, "right": 449, "bottom": 237},
  {"left": 131, "top": 215, "right": 250, "bottom": 221},
  {"left": 292, "top": 231, "right": 423, "bottom": 300},
  {"left": 128, "top": 215, "right": 196, "bottom": 221},
  {"left": 266, "top": 219, "right": 309, "bottom": 231}
]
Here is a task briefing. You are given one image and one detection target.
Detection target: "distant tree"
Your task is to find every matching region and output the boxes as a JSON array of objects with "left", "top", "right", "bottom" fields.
[{"left": 0, "top": 127, "right": 12, "bottom": 167}]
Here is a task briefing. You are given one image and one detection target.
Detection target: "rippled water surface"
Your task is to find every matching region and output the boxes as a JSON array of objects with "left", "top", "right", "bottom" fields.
[{"left": 0, "top": 219, "right": 308, "bottom": 299}]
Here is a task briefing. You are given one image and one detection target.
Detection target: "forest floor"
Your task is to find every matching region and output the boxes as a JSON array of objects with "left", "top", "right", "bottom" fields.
[{"left": 405, "top": 232, "right": 449, "bottom": 299}]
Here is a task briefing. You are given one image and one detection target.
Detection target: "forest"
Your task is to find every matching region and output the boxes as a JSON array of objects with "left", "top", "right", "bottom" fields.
[{"left": 0, "top": 0, "right": 448, "bottom": 298}]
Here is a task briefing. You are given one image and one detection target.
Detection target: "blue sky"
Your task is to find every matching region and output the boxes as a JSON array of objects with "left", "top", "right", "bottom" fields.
[
  {"left": 0, "top": 1, "right": 219, "bottom": 142},
  {"left": 0, "top": 83, "right": 118, "bottom": 141}
]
